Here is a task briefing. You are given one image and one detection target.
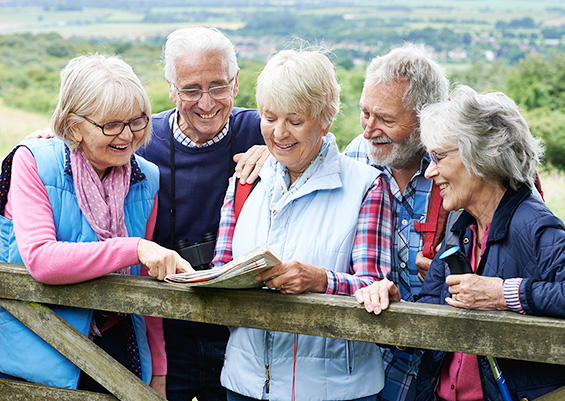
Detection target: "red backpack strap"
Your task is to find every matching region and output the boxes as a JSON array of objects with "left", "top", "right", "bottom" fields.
[
  {"left": 534, "top": 170, "right": 544, "bottom": 202},
  {"left": 233, "top": 178, "right": 259, "bottom": 222},
  {"left": 414, "top": 182, "right": 449, "bottom": 259}
]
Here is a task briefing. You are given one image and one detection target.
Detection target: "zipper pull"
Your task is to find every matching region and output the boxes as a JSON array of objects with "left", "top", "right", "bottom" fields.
[{"left": 265, "top": 363, "right": 270, "bottom": 393}]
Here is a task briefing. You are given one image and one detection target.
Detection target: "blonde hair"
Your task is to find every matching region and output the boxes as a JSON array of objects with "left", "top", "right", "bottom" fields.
[
  {"left": 51, "top": 54, "right": 152, "bottom": 149},
  {"left": 256, "top": 48, "right": 340, "bottom": 128}
]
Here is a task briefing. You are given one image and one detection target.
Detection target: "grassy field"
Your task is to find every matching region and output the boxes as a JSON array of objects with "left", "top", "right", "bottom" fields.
[{"left": 2, "top": 104, "right": 563, "bottom": 222}]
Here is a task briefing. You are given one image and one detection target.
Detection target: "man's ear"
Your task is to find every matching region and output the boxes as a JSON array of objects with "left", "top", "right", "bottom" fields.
[
  {"left": 167, "top": 80, "right": 178, "bottom": 104},
  {"left": 232, "top": 70, "right": 240, "bottom": 99}
]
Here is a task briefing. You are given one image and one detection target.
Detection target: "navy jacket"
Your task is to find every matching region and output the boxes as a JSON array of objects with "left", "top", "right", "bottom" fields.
[{"left": 414, "top": 187, "right": 565, "bottom": 401}]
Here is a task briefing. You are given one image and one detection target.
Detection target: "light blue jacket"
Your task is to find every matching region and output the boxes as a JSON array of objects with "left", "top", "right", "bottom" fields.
[
  {"left": 0, "top": 138, "right": 158, "bottom": 388},
  {"left": 221, "top": 135, "right": 385, "bottom": 400}
]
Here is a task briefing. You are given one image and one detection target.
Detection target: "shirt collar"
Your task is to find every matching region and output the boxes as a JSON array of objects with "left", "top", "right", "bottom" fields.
[{"left": 171, "top": 111, "right": 230, "bottom": 148}]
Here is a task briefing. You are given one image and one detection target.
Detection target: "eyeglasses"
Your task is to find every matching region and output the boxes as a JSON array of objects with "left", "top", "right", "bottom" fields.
[
  {"left": 173, "top": 77, "right": 235, "bottom": 102},
  {"left": 80, "top": 114, "right": 149, "bottom": 136},
  {"left": 430, "top": 148, "right": 458, "bottom": 165}
]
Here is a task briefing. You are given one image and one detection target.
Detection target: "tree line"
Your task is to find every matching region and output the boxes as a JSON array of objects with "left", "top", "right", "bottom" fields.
[{"left": 1, "top": 33, "right": 564, "bottom": 170}]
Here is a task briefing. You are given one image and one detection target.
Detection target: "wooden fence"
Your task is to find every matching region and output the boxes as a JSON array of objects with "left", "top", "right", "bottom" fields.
[{"left": 0, "top": 262, "right": 564, "bottom": 401}]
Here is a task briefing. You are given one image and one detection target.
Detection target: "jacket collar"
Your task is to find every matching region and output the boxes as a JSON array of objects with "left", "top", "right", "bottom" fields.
[
  {"left": 452, "top": 186, "right": 532, "bottom": 244},
  {"left": 260, "top": 133, "right": 343, "bottom": 199}
]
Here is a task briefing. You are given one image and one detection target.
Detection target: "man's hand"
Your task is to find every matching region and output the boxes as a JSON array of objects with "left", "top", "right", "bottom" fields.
[
  {"left": 137, "top": 239, "right": 193, "bottom": 281},
  {"left": 415, "top": 245, "right": 441, "bottom": 282},
  {"left": 255, "top": 260, "right": 327, "bottom": 294},
  {"left": 233, "top": 145, "right": 270, "bottom": 184},
  {"left": 355, "top": 278, "right": 401, "bottom": 315},
  {"left": 445, "top": 274, "right": 507, "bottom": 310},
  {"left": 23, "top": 127, "right": 54, "bottom": 141}
]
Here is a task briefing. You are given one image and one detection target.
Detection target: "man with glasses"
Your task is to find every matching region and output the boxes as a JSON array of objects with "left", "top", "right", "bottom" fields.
[
  {"left": 137, "top": 27, "right": 265, "bottom": 401},
  {"left": 344, "top": 43, "right": 449, "bottom": 401}
]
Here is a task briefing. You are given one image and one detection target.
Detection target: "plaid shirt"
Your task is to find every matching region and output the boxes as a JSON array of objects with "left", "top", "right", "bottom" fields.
[
  {"left": 344, "top": 134, "right": 432, "bottom": 401},
  {"left": 211, "top": 173, "right": 393, "bottom": 296}
]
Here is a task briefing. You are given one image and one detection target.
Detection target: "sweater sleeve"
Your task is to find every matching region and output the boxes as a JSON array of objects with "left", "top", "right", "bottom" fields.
[{"left": 9, "top": 146, "right": 141, "bottom": 284}]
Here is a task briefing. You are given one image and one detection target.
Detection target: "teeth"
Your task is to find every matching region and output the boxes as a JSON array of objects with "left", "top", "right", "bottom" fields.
[
  {"left": 277, "top": 143, "right": 295, "bottom": 149},
  {"left": 110, "top": 144, "right": 128, "bottom": 150},
  {"left": 199, "top": 112, "right": 217, "bottom": 119},
  {"left": 439, "top": 183, "right": 449, "bottom": 189}
]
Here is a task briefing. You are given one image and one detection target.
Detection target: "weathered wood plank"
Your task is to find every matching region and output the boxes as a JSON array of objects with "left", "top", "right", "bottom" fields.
[
  {"left": 0, "top": 378, "right": 117, "bottom": 400},
  {"left": 1, "top": 263, "right": 564, "bottom": 365},
  {"left": 0, "top": 298, "right": 164, "bottom": 401}
]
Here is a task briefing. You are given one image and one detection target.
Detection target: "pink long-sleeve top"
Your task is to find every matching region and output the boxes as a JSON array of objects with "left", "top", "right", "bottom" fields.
[{"left": 4, "top": 146, "right": 166, "bottom": 375}]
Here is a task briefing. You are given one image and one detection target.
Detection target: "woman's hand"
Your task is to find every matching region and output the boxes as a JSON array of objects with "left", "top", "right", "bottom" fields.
[
  {"left": 355, "top": 278, "right": 401, "bottom": 315},
  {"left": 137, "top": 239, "right": 193, "bottom": 281},
  {"left": 233, "top": 145, "right": 270, "bottom": 184},
  {"left": 255, "top": 260, "right": 327, "bottom": 294},
  {"left": 149, "top": 375, "right": 166, "bottom": 398},
  {"left": 445, "top": 274, "right": 508, "bottom": 310}
]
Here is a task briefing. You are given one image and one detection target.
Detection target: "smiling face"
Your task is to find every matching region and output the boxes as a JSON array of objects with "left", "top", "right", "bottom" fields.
[
  {"left": 260, "top": 108, "right": 328, "bottom": 184},
  {"left": 359, "top": 81, "right": 423, "bottom": 170},
  {"left": 71, "top": 106, "right": 146, "bottom": 179},
  {"left": 169, "top": 50, "right": 238, "bottom": 145},
  {"left": 424, "top": 147, "right": 486, "bottom": 213}
]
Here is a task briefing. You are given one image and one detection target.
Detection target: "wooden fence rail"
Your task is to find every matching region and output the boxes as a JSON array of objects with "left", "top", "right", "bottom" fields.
[{"left": 1, "top": 262, "right": 564, "bottom": 400}]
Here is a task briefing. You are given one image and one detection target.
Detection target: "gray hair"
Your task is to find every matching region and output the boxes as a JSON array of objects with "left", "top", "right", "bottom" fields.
[
  {"left": 419, "top": 85, "right": 543, "bottom": 190},
  {"left": 163, "top": 27, "right": 239, "bottom": 84},
  {"left": 51, "top": 54, "right": 152, "bottom": 149},
  {"left": 365, "top": 43, "right": 448, "bottom": 113},
  {"left": 256, "top": 48, "right": 340, "bottom": 128}
]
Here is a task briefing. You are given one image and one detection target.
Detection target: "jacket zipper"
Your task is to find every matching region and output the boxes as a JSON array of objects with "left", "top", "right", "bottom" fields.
[{"left": 265, "top": 363, "right": 270, "bottom": 393}]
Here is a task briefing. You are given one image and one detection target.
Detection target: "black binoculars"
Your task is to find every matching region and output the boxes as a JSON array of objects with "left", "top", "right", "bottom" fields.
[{"left": 174, "top": 232, "right": 216, "bottom": 271}]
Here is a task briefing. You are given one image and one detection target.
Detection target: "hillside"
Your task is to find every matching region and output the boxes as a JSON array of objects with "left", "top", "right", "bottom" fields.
[{"left": 0, "top": 103, "right": 50, "bottom": 155}]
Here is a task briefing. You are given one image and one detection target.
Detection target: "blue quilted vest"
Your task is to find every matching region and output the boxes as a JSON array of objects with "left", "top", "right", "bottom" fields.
[{"left": 0, "top": 138, "right": 159, "bottom": 388}]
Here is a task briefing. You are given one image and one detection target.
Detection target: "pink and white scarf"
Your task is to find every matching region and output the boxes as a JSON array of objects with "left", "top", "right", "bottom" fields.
[{"left": 70, "top": 147, "right": 131, "bottom": 274}]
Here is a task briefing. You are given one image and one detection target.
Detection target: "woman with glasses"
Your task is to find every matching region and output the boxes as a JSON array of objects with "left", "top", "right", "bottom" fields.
[
  {"left": 356, "top": 85, "right": 565, "bottom": 400},
  {"left": 0, "top": 54, "right": 192, "bottom": 396}
]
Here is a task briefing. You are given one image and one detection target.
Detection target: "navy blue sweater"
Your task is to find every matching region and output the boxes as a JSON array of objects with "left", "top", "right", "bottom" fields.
[{"left": 137, "top": 107, "right": 264, "bottom": 333}]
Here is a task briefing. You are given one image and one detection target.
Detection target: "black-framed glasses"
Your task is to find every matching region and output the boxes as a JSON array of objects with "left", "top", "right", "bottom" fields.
[
  {"left": 80, "top": 114, "right": 149, "bottom": 136},
  {"left": 173, "top": 76, "right": 235, "bottom": 102},
  {"left": 430, "top": 148, "right": 458, "bottom": 165}
]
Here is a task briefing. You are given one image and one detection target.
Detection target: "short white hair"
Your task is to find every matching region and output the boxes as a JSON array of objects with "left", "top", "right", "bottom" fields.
[
  {"left": 365, "top": 43, "right": 448, "bottom": 113},
  {"left": 163, "top": 27, "right": 239, "bottom": 84}
]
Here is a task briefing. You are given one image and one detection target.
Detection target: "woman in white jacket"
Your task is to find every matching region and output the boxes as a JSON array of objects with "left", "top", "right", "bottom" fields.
[{"left": 211, "top": 48, "right": 395, "bottom": 401}]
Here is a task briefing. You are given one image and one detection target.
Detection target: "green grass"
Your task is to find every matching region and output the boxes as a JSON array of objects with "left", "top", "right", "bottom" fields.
[{"left": 0, "top": 102, "right": 50, "bottom": 157}]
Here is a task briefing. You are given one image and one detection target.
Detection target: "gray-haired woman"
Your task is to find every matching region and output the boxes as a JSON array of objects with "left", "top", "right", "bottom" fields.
[{"left": 356, "top": 85, "right": 565, "bottom": 400}]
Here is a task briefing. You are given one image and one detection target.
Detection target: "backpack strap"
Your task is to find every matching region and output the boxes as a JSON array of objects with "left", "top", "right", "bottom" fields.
[
  {"left": 414, "top": 182, "right": 449, "bottom": 259},
  {"left": 0, "top": 146, "right": 22, "bottom": 216},
  {"left": 233, "top": 178, "right": 259, "bottom": 222},
  {"left": 534, "top": 170, "right": 544, "bottom": 201}
]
